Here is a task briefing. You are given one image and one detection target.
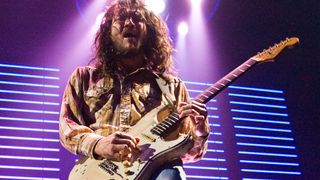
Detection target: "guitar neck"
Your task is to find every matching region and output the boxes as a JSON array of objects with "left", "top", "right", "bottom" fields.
[
  {"left": 194, "top": 58, "right": 258, "bottom": 104},
  {"left": 150, "top": 58, "right": 260, "bottom": 137},
  {"left": 149, "top": 37, "right": 300, "bottom": 137}
]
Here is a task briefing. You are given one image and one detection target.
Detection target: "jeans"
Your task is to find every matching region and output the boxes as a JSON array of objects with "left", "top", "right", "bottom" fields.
[{"left": 151, "top": 159, "right": 186, "bottom": 180}]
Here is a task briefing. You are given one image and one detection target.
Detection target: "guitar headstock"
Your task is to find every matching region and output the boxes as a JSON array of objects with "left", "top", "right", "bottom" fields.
[{"left": 251, "top": 37, "right": 299, "bottom": 62}]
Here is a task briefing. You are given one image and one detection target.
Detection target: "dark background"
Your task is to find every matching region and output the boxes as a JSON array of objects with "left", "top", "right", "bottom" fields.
[
  {"left": 210, "top": 1, "right": 320, "bottom": 179},
  {"left": 0, "top": 0, "right": 319, "bottom": 179}
]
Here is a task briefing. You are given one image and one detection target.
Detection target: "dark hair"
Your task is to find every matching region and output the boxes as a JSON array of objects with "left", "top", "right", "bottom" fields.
[{"left": 93, "top": 0, "right": 174, "bottom": 76}]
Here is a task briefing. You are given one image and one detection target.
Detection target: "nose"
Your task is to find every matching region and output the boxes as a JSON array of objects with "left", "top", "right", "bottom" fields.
[{"left": 124, "top": 17, "right": 135, "bottom": 27}]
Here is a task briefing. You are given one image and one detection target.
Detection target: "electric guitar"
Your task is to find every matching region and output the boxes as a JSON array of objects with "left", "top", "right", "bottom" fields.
[{"left": 69, "top": 37, "right": 299, "bottom": 180}]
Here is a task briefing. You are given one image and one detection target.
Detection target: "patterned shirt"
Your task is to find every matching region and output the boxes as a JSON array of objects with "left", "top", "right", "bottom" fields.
[{"left": 59, "top": 66, "right": 210, "bottom": 163}]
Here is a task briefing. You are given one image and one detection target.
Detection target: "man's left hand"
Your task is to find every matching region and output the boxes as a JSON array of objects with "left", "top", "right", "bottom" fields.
[{"left": 178, "top": 100, "right": 208, "bottom": 137}]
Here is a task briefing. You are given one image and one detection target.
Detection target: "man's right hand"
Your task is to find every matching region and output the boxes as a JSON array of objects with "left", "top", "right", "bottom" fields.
[{"left": 94, "top": 132, "right": 140, "bottom": 161}]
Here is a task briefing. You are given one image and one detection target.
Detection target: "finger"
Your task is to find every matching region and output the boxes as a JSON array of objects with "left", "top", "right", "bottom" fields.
[
  {"left": 113, "top": 151, "right": 125, "bottom": 162},
  {"left": 194, "top": 115, "right": 205, "bottom": 124},
  {"left": 109, "top": 146, "right": 125, "bottom": 161},
  {"left": 190, "top": 101, "right": 207, "bottom": 117},
  {"left": 191, "top": 100, "right": 206, "bottom": 108},
  {"left": 177, "top": 102, "right": 188, "bottom": 113},
  {"left": 121, "top": 144, "right": 132, "bottom": 156},
  {"left": 181, "top": 104, "right": 199, "bottom": 112},
  {"left": 178, "top": 101, "right": 207, "bottom": 118},
  {"left": 179, "top": 108, "right": 197, "bottom": 119},
  {"left": 135, "top": 137, "right": 140, "bottom": 144},
  {"left": 115, "top": 132, "right": 138, "bottom": 145},
  {"left": 177, "top": 101, "right": 188, "bottom": 108},
  {"left": 113, "top": 138, "right": 137, "bottom": 149},
  {"left": 112, "top": 144, "right": 132, "bottom": 154},
  {"left": 192, "top": 101, "right": 206, "bottom": 109},
  {"left": 115, "top": 151, "right": 132, "bottom": 162},
  {"left": 117, "top": 145, "right": 133, "bottom": 161}
]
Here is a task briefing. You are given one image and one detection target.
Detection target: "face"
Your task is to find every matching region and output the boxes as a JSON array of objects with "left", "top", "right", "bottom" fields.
[{"left": 110, "top": 8, "right": 147, "bottom": 57}]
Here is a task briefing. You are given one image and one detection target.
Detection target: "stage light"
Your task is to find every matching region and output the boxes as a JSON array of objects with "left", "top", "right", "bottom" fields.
[
  {"left": 178, "top": 22, "right": 189, "bottom": 36},
  {"left": 95, "top": 13, "right": 104, "bottom": 27},
  {"left": 191, "top": 0, "right": 202, "bottom": 7},
  {"left": 145, "top": 0, "right": 166, "bottom": 14},
  {"left": 90, "top": 12, "right": 105, "bottom": 36}
]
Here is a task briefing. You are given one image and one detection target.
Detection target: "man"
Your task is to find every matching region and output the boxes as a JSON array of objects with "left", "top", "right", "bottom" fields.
[{"left": 59, "top": 0, "right": 210, "bottom": 179}]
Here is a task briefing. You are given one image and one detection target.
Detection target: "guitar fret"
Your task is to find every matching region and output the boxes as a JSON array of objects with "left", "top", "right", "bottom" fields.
[
  {"left": 199, "top": 93, "right": 209, "bottom": 99},
  {"left": 196, "top": 96, "right": 207, "bottom": 103},
  {"left": 166, "top": 118, "right": 176, "bottom": 123},
  {"left": 234, "top": 70, "right": 242, "bottom": 76},
  {"left": 205, "top": 90, "right": 214, "bottom": 96},
  {"left": 206, "top": 90, "right": 215, "bottom": 97},
  {"left": 163, "top": 120, "right": 173, "bottom": 126},
  {"left": 150, "top": 113, "right": 181, "bottom": 136},
  {"left": 230, "top": 73, "right": 238, "bottom": 78},
  {"left": 151, "top": 127, "right": 162, "bottom": 135},
  {"left": 219, "top": 82, "right": 226, "bottom": 87},
  {"left": 206, "top": 88, "right": 215, "bottom": 97},
  {"left": 244, "top": 63, "right": 252, "bottom": 67},
  {"left": 157, "top": 124, "right": 167, "bottom": 130},
  {"left": 225, "top": 78, "right": 232, "bottom": 82},
  {"left": 171, "top": 114, "right": 179, "bottom": 121},
  {"left": 161, "top": 122, "right": 170, "bottom": 128},
  {"left": 238, "top": 68, "right": 245, "bottom": 72},
  {"left": 222, "top": 79, "right": 231, "bottom": 85},
  {"left": 172, "top": 112, "right": 180, "bottom": 117},
  {"left": 154, "top": 125, "right": 165, "bottom": 132}
]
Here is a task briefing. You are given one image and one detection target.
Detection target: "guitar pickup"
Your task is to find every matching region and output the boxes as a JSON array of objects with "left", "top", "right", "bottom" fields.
[{"left": 141, "top": 133, "right": 156, "bottom": 142}]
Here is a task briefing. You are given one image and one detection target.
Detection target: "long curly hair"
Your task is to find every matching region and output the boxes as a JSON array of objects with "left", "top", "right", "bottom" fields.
[{"left": 93, "top": 0, "right": 174, "bottom": 76}]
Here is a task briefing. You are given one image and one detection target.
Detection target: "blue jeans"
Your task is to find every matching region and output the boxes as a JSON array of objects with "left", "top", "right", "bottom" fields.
[{"left": 151, "top": 160, "right": 186, "bottom": 180}]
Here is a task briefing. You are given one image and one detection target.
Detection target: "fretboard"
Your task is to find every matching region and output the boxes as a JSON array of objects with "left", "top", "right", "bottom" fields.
[
  {"left": 194, "top": 58, "right": 258, "bottom": 104},
  {"left": 151, "top": 58, "right": 259, "bottom": 136}
]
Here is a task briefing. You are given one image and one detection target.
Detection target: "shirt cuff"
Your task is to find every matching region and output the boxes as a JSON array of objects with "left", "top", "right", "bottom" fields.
[{"left": 78, "top": 133, "right": 103, "bottom": 159}]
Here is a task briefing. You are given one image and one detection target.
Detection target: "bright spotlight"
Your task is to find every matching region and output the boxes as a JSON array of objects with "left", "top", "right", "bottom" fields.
[
  {"left": 145, "top": 0, "right": 166, "bottom": 14},
  {"left": 178, "top": 22, "right": 189, "bottom": 36},
  {"left": 191, "top": 0, "right": 202, "bottom": 7},
  {"left": 90, "top": 12, "right": 104, "bottom": 36},
  {"left": 95, "top": 13, "right": 104, "bottom": 26}
]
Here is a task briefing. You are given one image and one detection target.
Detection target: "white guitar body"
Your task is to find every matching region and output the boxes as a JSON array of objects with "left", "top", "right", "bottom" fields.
[{"left": 69, "top": 105, "right": 194, "bottom": 180}]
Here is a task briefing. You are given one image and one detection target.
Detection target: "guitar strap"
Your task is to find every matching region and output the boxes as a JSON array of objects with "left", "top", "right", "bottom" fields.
[{"left": 155, "top": 77, "right": 176, "bottom": 108}]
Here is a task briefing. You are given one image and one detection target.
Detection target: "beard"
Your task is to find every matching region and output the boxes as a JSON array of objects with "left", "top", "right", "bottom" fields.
[
  {"left": 114, "top": 46, "right": 141, "bottom": 59},
  {"left": 110, "top": 39, "right": 146, "bottom": 59}
]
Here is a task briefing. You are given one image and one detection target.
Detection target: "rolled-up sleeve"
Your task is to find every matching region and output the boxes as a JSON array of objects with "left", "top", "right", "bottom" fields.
[{"left": 59, "top": 67, "right": 103, "bottom": 158}]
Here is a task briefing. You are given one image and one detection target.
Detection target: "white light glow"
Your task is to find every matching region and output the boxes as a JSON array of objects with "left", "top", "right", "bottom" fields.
[
  {"left": 90, "top": 12, "right": 105, "bottom": 36},
  {"left": 145, "top": 0, "right": 166, "bottom": 14},
  {"left": 191, "top": 0, "right": 202, "bottom": 7},
  {"left": 178, "top": 22, "right": 189, "bottom": 36}
]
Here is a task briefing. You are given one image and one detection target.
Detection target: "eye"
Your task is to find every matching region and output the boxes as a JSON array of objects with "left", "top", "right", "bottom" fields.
[
  {"left": 134, "top": 11, "right": 140, "bottom": 17},
  {"left": 133, "top": 11, "right": 145, "bottom": 22},
  {"left": 115, "top": 11, "right": 127, "bottom": 21},
  {"left": 130, "top": 15, "right": 140, "bottom": 23}
]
